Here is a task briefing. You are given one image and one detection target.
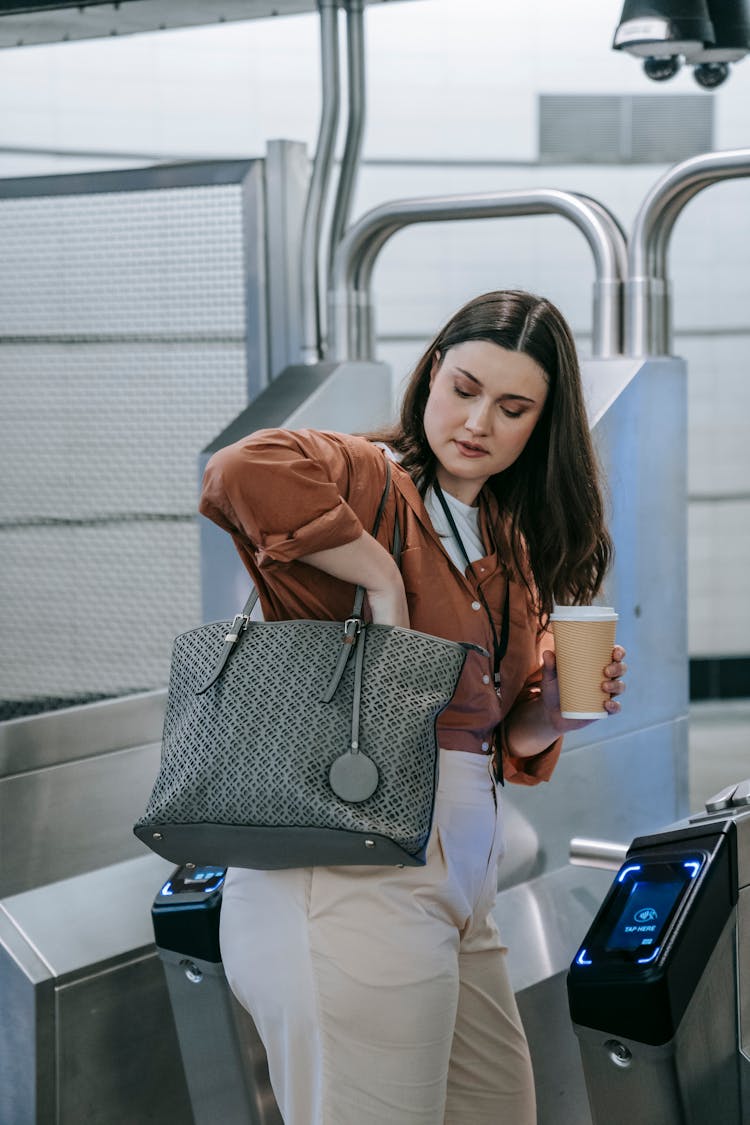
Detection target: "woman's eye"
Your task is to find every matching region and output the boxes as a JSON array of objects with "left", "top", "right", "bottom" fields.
[
  {"left": 453, "top": 386, "right": 473, "bottom": 399},
  {"left": 502, "top": 407, "right": 523, "bottom": 419}
]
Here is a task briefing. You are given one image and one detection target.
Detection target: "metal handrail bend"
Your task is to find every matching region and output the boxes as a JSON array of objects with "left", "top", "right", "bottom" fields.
[
  {"left": 627, "top": 148, "right": 750, "bottom": 356},
  {"left": 300, "top": 0, "right": 340, "bottom": 363},
  {"left": 326, "top": 0, "right": 366, "bottom": 309},
  {"left": 328, "top": 189, "right": 627, "bottom": 361}
]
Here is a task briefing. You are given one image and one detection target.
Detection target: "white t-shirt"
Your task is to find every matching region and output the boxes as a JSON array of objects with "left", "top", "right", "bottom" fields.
[{"left": 375, "top": 444, "right": 485, "bottom": 573}]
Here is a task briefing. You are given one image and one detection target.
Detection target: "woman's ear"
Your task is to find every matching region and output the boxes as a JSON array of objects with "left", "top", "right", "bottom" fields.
[{"left": 429, "top": 349, "right": 441, "bottom": 386}]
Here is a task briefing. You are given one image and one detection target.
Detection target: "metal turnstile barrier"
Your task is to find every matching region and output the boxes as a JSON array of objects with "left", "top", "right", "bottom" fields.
[
  {"left": 568, "top": 780, "right": 750, "bottom": 1124},
  {"left": 152, "top": 865, "right": 283, "bottom": 1125}
]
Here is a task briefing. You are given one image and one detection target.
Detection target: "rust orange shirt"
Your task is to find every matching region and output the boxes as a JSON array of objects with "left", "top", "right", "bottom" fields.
[{"left": 199, "top": 428, "right": 561, "bottom": 785}]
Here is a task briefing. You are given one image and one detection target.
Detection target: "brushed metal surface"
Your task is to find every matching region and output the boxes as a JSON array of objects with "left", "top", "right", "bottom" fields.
[
  {"left": 161, "top": 952, "right": 283, "bottom": 1125},
  {"left": 0, "top": 940, "right": 55, "bottom": 1125},
  {"left": 517, "top": 972, "right": 593, "bottom": 1125},
  {"left": 569, "top": 838, "right": 629, "bottom": 870},
  {"left": 497, "top": 866, "right": 615, "bottom": 1123},
  {"left": 496, "top": 865, "right": 614, "bottom": 995},
  {"left": 735, "top": 810, "right": 750, "bottom": 891},
  {"left": 581, "top": 357, "right": 643, "bottom": 428},
  {"left": 506, "top": 717, "right": 688, "bottom": 877},
  {"left": 0, "top": 689, "right": 165, "bottom": 778},
  {"left": 1, "top": 741, "right": 164, "bottom": 897},
  {"left": 57, "top": 951, "right": 194, "bottom": 1125},
  {"left": 590, "top": 356, "right": 689, "bottom": 741},
  {"left": 265, "top": 141, "right": 308, "bottom": 378},
  {"left": 2, "top": 854, "right": 172, "bottom": 978},
  {"left": 739, "top": 885, "right": 750, "bottom": 1108}
]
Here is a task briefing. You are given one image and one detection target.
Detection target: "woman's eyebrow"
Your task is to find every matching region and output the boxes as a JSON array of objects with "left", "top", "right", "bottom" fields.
[{"left": 454, "top": 366, "right": 536, "bottom": 404}]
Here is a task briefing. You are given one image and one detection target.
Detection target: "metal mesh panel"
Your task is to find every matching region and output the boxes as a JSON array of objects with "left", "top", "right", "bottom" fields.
[
  {"left": 0, "top": 180, "right": 251, "bottom": 714},
  {"left": 630, "top": 95, "right": 713, "bottom": 163},
  {"left": 539, "top": 94, "right": 714, "bottom": 164},
  {"left": 539, "top": 95, "right": 624, "bottom": 163}
]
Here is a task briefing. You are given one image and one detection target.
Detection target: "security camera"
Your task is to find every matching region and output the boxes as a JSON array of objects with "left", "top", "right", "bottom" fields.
[
  {"left": 693, "top": 60, "right": 730, "bottom": 87},
  {"left": 612, "top": 0, "right": 714, "bottom": 72},
  {"left": 643, "top": 55, "right": 682, "bottom": 81},
  {"left": 612, "top": 0, "right": 750, "bottom": 87}
]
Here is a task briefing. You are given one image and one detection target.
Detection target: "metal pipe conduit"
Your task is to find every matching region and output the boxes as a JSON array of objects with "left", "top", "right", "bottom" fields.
[
  {"left": 325, "top": 0, "right": 366, "bottom": 332},
  {"left": 627, "top": 148, "right": 750, "bottom": 357},
  {"left": 328, "top": 188, "right": 627, "bottom": 361},
  {"left": 300, "top": 0, "right": 340, "bottom": 364}
]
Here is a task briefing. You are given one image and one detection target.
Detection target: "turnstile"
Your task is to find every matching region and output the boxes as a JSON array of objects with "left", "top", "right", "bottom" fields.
[
  {"left": 568, "top": 780, "right": 750, "bottom": 1124},
  {"left": 152, "top": 864, "right": 283, "bottom": 1125}
]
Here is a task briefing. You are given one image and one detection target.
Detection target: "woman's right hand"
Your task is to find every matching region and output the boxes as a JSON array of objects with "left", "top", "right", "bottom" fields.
[
  {"left": 300, "top": 531, "right": 410, "bottom": 629},
  {"left": 366, "top": 577, "right": 410, "bottom": 628}
]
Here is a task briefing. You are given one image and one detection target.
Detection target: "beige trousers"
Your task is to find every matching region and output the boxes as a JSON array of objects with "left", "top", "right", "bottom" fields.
[{"left": 219, "top": 750, "right": 536, "bottom": 1125}]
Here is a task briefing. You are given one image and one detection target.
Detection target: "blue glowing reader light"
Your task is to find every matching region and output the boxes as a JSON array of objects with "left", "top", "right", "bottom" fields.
[
  {"left": 683, "top": 860, "right": 702, "bottom": 878},
  {"left": 618, "top": 864, "right": 642, "bottom": 883},
  {"left": 636, "top": 946, "right": 661, "bottom": 965},
  {"left": 576, "top": 948, "right": 593, "bottom": 966},
  {"left": 161, "top": 881, "right": 173, "bottom": 896}
]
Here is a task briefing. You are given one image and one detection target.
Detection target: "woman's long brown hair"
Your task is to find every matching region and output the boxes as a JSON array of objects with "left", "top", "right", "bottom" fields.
[{"left": 367, "top": 290, "right": 613, "bottom": 626}]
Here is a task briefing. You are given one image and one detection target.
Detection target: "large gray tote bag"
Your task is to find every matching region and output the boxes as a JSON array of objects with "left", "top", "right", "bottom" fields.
[{"left": 134, "top": 466, "right": 484, "bottom": 869}]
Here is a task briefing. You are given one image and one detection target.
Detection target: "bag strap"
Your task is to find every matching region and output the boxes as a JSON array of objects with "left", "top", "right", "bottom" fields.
[{"left": 320, "top": 462, "right": 399, "bottom": 703}]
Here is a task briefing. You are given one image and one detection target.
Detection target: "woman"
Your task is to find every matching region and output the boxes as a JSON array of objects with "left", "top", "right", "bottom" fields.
[{"left": 199, "top": 290, "right": 626, "bottom": 1125}]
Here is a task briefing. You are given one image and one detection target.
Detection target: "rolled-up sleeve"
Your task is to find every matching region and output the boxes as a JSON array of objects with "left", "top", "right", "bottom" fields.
[{"left": 199, "top": 429, "right": 366, "bottom": 567}]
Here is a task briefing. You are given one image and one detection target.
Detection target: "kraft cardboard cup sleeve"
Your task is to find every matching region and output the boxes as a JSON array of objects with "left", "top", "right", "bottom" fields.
[{"left": 550, "top": 606, "right": 618, "bottom": 720}]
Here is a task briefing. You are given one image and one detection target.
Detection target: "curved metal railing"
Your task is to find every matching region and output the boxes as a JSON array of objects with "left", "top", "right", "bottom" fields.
[
  {"left": 328, "top": 188, "right": 628, "bottom": 361},
  {"left": 299, "top": 0, "right": 340, "bottom": 364},
  {"left": 626, "top": 148, "right": 750, "bottom": 356}
]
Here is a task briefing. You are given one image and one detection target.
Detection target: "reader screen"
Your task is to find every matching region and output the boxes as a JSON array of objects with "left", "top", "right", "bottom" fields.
[
  {"left": 168, "top": 866, "right": 225, "bottom": 894},
  {"left": 605, "top": 876, "right": 686, "bottom": 953}
]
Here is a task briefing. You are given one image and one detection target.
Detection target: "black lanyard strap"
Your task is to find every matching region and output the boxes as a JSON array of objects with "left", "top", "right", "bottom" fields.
[{"left": 432, "top": 480, "right": 510, "bottom": 692}]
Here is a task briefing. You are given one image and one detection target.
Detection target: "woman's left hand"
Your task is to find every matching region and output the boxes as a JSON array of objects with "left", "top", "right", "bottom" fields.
[{"left": 541, "top": 645, "right": 627, "bottom": 734}]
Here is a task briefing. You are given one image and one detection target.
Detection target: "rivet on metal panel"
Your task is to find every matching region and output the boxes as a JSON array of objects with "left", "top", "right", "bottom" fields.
[
  {"left": 181, "top": 960, "right": 203, "bottom": 985},
  {"left": 605, "top": 1040, "right": 632, "bottom": 1069}
]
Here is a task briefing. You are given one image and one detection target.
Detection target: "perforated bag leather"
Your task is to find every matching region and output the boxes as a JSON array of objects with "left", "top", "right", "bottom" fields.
[{"left": 134, "top": 465, "right": 482, "bottom": 869}]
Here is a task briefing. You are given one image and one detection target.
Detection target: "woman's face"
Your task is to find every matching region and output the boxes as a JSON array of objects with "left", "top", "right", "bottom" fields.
[{"left": 423, "top": 339, "right": 549, "bottom": 505}]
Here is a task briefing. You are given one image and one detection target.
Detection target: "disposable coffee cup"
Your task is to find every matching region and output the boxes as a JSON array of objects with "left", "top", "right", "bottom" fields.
[{"left": 549, "top": 606, "right": 618, "bottom": 720}]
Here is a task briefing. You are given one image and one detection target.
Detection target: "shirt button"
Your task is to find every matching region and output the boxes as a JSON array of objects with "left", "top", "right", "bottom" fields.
[
  {"left": 482, "top": 674, "right": 490, "bottom": 684},
  {"left": 471, "top": 601, "right": 481, "bottom": 611},
  {"left": 481, "top": 741, "right": 490, "bottom": 751}
]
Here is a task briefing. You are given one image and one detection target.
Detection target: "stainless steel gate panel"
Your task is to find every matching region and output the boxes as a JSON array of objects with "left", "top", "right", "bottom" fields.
[
  {"left": 494, "top": 864, "right": 614, "bottom": 1125},
  {"left": 505, "top": 356, "right": 689, "bottom": 874},
  {"left": 0, "top": 691, "right": 165, "bottom": 898},
  {"left": 0, "top": 854, "right": 191, "bottom": 1125},
  {"left": 508, "top": 716, "right": 688, "bottom": 875}
]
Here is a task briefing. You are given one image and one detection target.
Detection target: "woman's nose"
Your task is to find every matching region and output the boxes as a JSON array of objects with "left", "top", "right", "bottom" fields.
[{"left": 465, "top": 399, "right": 491, "bottom": 433}]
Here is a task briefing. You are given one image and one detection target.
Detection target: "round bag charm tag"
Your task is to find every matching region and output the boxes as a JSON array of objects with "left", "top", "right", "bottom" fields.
[{"left": 329, "top": 751, "right": 379, "bottom": 803}]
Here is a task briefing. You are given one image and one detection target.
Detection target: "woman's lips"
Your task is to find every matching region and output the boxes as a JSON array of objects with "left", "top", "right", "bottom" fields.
[{"left": 454, "top": 440, "right": 488, "bottom": 458}]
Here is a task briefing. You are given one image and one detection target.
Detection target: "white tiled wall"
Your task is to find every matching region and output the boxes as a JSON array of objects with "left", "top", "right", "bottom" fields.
[{"left": 0, "top": 0, "right": 749, "bottom": 659}]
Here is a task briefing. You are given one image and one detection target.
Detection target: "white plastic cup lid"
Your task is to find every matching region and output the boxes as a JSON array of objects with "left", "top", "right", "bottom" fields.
[{"left": 549, "top": 605, "right": 618, "bottom": 622}]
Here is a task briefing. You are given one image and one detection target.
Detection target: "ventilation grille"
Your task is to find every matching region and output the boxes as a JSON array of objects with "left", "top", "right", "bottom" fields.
[{"left": 539, "top": 94, "right": 714, "bottom": 164}]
